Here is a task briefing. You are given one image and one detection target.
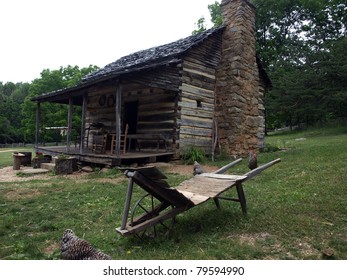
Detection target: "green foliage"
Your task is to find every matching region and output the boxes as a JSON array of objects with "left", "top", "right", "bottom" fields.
[
  {"left": 253, "top": 0, "right": 347, "bottom": 128},
  {"left": 208, "top": 1, "right": 223, "bottom": 27},
  {"left": 196, "top": 0, "right": 347, "bottom": 129},
  {"left": 192, "top": 17, "right": 207, "bottom": 35},
  {"left": 0, "top": 82, "right": 30, "bottom": 143},
  {"left": 0, "top": 65, "right": 98, "bottom": 144},
  {"left": 20, "top": 65, "right": 98, "bottom": 143},
  {"left": 181, "top": 146, "right": 206, "bottom": 164},
  {"left": 192, "top": 1, "right": 221, "bottom": 34}
]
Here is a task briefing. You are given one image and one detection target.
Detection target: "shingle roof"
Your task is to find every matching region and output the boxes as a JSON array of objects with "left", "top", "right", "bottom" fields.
[{"left": 82, "top": 26, "right": 225, "bottom": 83}]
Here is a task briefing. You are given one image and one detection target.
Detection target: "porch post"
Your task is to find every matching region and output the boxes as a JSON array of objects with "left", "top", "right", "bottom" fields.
[
  {"left": 115, "top": 81, "right": 122, "bottom": 157},
  {"left": 80, "top": 93, "right": 88, "bottom": 154},
  {"left": 66, "top": 97, "right": 73, "bottom": 152},
  {"left": 35, "top": 102, "right": 41, "bottom": 149}
]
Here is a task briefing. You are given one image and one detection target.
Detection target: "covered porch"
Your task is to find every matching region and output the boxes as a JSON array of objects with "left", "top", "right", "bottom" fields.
[{"left": 32, "top": 71, "right": 180, "bottom": 166}]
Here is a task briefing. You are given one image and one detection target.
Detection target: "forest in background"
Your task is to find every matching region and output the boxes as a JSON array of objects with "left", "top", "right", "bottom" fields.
[{"left": 1, "top": 0, "right": 346, "bottom": 144}]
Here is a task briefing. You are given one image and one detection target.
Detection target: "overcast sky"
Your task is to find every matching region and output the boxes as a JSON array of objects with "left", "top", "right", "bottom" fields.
[{"left": 0, "top": 0, "right": 219, "bottom": 84}]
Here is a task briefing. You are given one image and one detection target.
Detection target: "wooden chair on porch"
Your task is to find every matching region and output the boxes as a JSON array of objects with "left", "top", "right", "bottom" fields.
[
  {"left": 92, "top": 134, "right": 107, "bottom": 154},
  {"left": 111, "top": 124, "right": 129, "bottom": 154}
]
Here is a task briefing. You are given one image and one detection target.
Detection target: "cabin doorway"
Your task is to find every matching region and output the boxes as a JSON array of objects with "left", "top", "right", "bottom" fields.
[{"left": 123, "top": 101, "right": 138, "bottom": 135}]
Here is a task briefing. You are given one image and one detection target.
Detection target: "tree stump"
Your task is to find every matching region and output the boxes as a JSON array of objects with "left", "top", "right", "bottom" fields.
[
  {"left": 13, "top": 153, "right": 24, "bottom": 170},
  {"left": 55, "top": 157, "right": 77, "bottom": 175}
]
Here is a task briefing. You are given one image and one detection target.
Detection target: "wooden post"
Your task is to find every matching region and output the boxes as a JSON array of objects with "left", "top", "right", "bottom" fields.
[
  {"left": 80, "top": 93, "right": 88, "bottom": 154},
  {"left": 115, "top": 81, "right": 122, "bottom": 157},
  {"left": 121, "top": 172, "right": 135, "bottom": 230},
  {"left": 66, "top": 97, "right": 73, "bottom": 152},
  {"left": 35, "top": 102, "right": 41, "bottom": 149}
]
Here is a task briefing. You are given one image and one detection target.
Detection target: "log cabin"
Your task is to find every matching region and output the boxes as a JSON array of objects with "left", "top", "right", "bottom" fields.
[{"left": 31, "top": 0, "right": 271, "bottom": 166}]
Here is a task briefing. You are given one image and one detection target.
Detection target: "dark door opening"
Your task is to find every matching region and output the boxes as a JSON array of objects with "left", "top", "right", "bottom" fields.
[{"left": 123, "top": 101, "right": 138, "bottom": 149}]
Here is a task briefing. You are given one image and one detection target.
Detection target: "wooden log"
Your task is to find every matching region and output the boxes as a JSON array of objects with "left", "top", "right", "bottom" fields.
[
  {"left": 180, "top": 83, "right": 215, "bottom": 97},
  {"left": 180, "top": 127, "right": 212, "bottom": 137},
  {"left": 180, "top": 108, "right": 213, "bottom": 119},
  {"left": 178, "top": 100, "right": 214, "bottom": 111},
  {"left": 180, "top": 91, "right": 215, "bottom": 105}
]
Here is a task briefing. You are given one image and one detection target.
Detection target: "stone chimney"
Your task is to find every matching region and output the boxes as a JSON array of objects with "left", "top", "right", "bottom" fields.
[{"left": 215, "top": 0, "right": 263, "bottom": 156}]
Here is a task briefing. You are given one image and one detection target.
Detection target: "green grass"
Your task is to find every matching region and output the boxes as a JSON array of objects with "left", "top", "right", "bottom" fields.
[{"left": 0, "top": 125, "right": 346, "bottom": 260}]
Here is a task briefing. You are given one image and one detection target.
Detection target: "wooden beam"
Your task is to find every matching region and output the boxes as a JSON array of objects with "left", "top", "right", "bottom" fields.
[
  {"left": 115, "top": 81, "right": 122, "bottom": 157},
  {"left": 243, "top": 158, "right": 281, "bottom": 180},
  {"left": 80, "top": 93, "right": 88, "bottom": 154},
  {"left": 66, "top": 97, "right": 73, "bottom": 152},
  {"left": 35, "top": 102, "right": 41, "bottom": 149}
]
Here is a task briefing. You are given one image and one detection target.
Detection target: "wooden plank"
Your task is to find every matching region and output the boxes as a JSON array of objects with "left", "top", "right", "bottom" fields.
[
  {"left": 116, "top": 206, "right": 188, "bottom": 236},
  {"left": 175, "top": 176, "right": 239, "bottom": 202},
  {"left": 243, "top": 158, "right": 281, "bottom": 180},
  {"left": 176, "top": 190, "right": 209, "bottom": 205},
  {"left": 198, "top": 173, "right": 247, "bottom": 181},
  {"left": 121, "top": 166, "right": 168, "bottom": 180}
]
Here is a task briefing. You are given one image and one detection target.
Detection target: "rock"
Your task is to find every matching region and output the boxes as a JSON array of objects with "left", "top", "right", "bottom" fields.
[{"left": 81, "top": 166, "right": 93, "bottom": 173}]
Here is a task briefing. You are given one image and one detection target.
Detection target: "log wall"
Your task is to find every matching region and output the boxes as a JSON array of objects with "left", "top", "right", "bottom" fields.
[{"left": 178, "top": 33, "right": 222, "bottom": 154}]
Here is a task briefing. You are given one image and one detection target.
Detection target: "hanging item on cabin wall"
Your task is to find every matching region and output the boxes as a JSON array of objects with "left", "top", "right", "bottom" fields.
[
  {"left": 107, "top": 95, "right": 116, "bottom": 107},
  {"left": 99, "top": 95, "right": 106, "bottom": 106}
]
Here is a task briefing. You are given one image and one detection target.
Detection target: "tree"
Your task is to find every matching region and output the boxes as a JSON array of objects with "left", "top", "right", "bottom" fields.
[
  {"left": 192, "top": 1, "right": 222, "bottom": 34},
  {"left": 21, "top": 65, "right": 98, "bottom": 143},
  {"left": 195, "top": 0, "right": 347, "bottom": 128},
  {"left": 0, "top": 82, "right": 30, "bottom": 143}
]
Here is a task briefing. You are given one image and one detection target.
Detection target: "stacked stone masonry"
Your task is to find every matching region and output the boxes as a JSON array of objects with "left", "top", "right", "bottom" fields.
[{"left": 215, "top": 0, "right": 265, "bottom": 156}]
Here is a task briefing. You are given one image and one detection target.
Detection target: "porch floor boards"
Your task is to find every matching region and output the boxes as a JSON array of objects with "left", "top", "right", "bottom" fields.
[{"left": 35, "top": 146, "right": 174, "bottom": 166}]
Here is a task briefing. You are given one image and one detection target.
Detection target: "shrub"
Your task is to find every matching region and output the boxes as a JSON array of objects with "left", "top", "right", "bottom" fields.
[{"left": 181, "top": 146, "right": 206, "bottom": 164}]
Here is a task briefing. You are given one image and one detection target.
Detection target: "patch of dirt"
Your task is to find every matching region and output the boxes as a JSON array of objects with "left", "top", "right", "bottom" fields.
[
  {"left": 4, "top": 188, "right": 42, "bottom": 201},
  {"left": 42, "top": 242, "right": 60, "bottom": 256},
  {"left": 0, "top": 162, "right": 217, "bottom": 183},
  {"left": 0, "top": 166, "right": 90, "bottom": 183},
  {"left": 0, "top": 166, "right": 51, "bottom": 182}
]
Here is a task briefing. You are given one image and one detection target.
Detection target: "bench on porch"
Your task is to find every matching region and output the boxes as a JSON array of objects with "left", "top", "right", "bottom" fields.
[{"left": 127, "top": 134, "right": 168, "bottom": 151}]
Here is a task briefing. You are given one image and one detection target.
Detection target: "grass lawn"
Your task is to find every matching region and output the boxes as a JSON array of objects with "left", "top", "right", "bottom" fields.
[{"left": 0, "top": 125, "right": 346, "bottom": 260}]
